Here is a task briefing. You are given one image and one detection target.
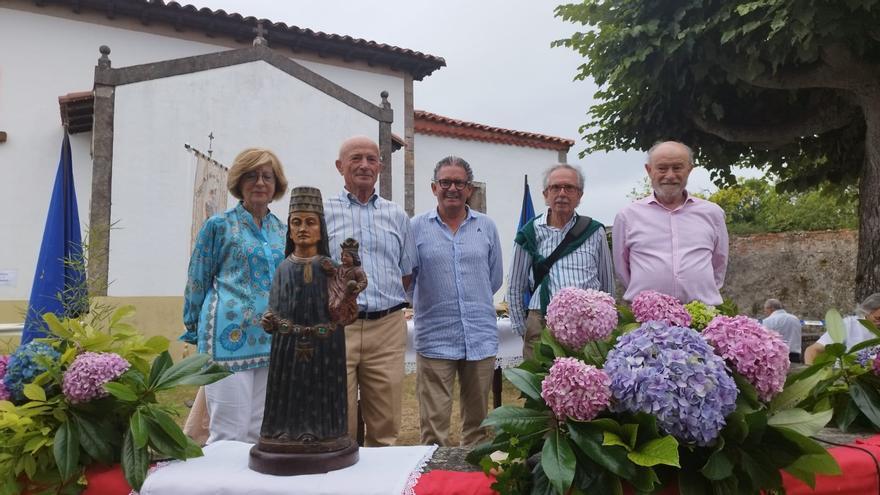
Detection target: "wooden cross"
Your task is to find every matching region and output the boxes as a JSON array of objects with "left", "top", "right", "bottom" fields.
[{"left": 207, "top": 132, "right": 214, "bottom": 158}]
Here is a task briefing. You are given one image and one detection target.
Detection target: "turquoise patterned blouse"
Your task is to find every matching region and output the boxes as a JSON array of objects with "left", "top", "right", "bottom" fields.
[{"left": 182, "top": 202, "right": 286, "bottom": 371}]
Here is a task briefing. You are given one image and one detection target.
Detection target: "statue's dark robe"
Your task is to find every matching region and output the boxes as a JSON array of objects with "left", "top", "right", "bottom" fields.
[{"left": 259, "top": 255, "right": 349, "bottom": 453}]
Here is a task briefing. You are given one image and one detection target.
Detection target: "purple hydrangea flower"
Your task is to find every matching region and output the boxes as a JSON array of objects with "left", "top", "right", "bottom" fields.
[
  {"left": 62, "top": 351, "right": 130, "bottom": 404},
  {"left": 545, "top": 287, "right": 618, "bottom": 350},
  {"left": 631, "top": 290, "right": 692, "bottom": 327},
  {"left": 873, "top": 354, "right": 880, "bottom": 376},
  {"left": 856, "top": 345, "right": 880, "bottom": 368},
  {"left": 604, "top": 321, "right": 738, "bottom": 446},
  {"left": 3, "top": 342, "right": 60, "bottom": 403},
  {"left": 702, "top": 315, "right": 789, "bottom": 402},
  {"left": 541, "top": 357, "right": 611, "bottom": 421},
  {"left": 0, "top": 355, "right": 10, "bottom": 401}
]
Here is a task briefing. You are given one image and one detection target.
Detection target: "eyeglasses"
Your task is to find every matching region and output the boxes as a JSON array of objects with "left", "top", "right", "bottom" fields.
[
  {"left": 433, "top": 179, "right": 471, "bottom": 190},
  {"left": 546, "top": 184, "right": 581, "bottom": 194},
  {"left": 242, "top": 171, "right": 276, "bottom": 184}
]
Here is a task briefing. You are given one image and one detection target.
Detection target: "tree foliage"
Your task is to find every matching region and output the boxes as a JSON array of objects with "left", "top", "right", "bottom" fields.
[
  {"left": 709, "top": 179, "right": 857, "bottom": 234},
  {"left": 554, "top": 0, "right": 880, "bottom": 298}
]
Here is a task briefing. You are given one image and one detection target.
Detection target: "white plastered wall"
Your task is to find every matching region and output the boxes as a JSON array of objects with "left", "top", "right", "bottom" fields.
[
  {"left": 108, "top": 61, "right": 379, "bottom": 296},
  {"left": 298, "top": 60, "right": 406, "bottom": 203},
  {"left": 0, "top": 7, "right": 406, "bottom": 301},
  {"left": 412, "top": 134, "right": 571, "bottom": 302}
]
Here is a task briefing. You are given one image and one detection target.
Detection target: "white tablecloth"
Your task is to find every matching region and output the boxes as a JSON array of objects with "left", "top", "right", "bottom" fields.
[
  {"left": 405, "top": 317, "right": 522, "bottom": 374},
  {"left": 140, "top": 441, "right": 437, "bottom": 495}
]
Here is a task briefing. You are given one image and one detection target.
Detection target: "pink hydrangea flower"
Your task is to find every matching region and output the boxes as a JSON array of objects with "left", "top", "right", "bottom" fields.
[
  {"left": 873, "top": 355, "right": 880, "bottom": 376},
  {"left": 0, "top": 355, "right": 10, "bottom": 401},
  {"left": 702, "top": 315, "right": 789, "bottom": 402},
  {"left": 545, "top": 287, "right": 618, "bottom": 350},
  {"left": 541, "top": 357, "right": 611, "bottom": 421},
  {"left": 631, "top": 290, "right": 692, "bottom": 327},
  {"left": 62, "top": 352, "right": 130, "bottom": 404}
]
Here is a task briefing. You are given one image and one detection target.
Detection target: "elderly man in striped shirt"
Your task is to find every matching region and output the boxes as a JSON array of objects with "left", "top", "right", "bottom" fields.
[
  {"left": 410, "top": 156, "right": 503, "bottom": 447},
  {"left": 324, "top": 136, "right": 416, "bottom": 447},
  {"left": 508, "top": 163, "right": 615, "bottom": 360}
]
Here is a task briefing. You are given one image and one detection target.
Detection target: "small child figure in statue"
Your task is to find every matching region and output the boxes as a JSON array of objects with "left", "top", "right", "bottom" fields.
[
  {"left": 249, "top": 186, "right": 360, "bottom": 476},
  {"left": 324, "top": 238, "right": 368, "bottom": 326}
]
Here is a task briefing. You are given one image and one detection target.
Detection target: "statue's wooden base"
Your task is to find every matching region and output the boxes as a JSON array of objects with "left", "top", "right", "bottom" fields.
[{"left": 248, "top": 441, "right": 359, "bottom": 476}]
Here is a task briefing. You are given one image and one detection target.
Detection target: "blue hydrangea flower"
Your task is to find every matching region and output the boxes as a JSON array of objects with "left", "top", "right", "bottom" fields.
[
  {"left": 3, "top": 341, "right": 60, "bottom": 403},
  {"left": 855, "top": 345, "right": 880, "bottom": 367},
  {"left": 604, "top": 321, "right": 738, "bottom": 446}
]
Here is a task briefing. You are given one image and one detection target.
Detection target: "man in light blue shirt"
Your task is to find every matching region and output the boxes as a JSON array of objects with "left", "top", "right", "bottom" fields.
[
  {"left": 411, "top": 156, "right": 503, "bottom": 447},
  {"left": 762, "top": 298, "right": 803, "bottom": 362}
]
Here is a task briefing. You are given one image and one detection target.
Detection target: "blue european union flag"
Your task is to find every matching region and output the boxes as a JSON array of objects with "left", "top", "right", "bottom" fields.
[
  {"left": 517, "top": 175, "right": 536, "bottom": 307},
  {"left": 21, "top": 132, "right": 85, "bottom": 345}
]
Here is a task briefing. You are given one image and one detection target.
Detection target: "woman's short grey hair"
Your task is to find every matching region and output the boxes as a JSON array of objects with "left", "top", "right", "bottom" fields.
[
  {"left": 433, "top": 156, "right": 474, "bottom": 182},
  {"left": 856, "top": 293, "right": 880, "bottom": 317},
  {"left": 542, "top": 163, "right": 585, "bottom": 190}
]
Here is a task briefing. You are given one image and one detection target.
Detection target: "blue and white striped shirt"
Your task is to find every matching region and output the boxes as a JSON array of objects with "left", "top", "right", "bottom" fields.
[
  {"left": 507, "top": 212, "right": 614, "bottom": 335},
  {"left": 325, "top": 189, "right": 415, "bottom": 312},
  {"left": 411, "top": 208, "right": 504, "bottom": 361}
]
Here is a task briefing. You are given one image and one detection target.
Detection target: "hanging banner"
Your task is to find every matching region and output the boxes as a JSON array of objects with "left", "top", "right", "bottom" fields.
[{"left": 190, "top": 150, "right": 228, "bottom": 251}]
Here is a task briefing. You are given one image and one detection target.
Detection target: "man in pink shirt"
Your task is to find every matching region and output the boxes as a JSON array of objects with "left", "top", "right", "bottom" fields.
[{"left": 612, "top": 141, "right": 729, "bottom": 305}]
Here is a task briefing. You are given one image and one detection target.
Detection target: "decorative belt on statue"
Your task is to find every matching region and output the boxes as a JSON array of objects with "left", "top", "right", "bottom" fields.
[
  {"left": 275, "top": 319, "right": 335, "bottom": 337},
  {"left": 357, "top": 302, "right": 407, "bottom": 321}
]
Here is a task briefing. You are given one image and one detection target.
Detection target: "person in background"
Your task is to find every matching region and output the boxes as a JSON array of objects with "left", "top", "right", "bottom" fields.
[
  {"left": 804, "top": 293, "right": 880, "bottom": 364},
  {"left": 507, "top": 163, "right": 613, "bottom": 360},
  {"left": 324, "top": 136, "right": 415, "bottom": 446},
  {"left": 411, "top": 156, "right": 503, "bottom": 447},
  {"left": 613, "top": 141, "right": 728, "bottom": 305},
  {"left": 761, "top": 298, "right": 803, "bottom": 363},
  {"left": 181, "top": 148, "right": 288, "bottom": 443}
]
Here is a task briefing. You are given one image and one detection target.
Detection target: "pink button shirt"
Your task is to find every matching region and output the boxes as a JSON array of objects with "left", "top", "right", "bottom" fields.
[{"left": 612, "top": 193, "right": 729, "bottom": 305}]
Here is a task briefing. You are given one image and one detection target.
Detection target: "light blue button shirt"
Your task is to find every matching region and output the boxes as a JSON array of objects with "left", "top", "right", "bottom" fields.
[
  {"left": 411, "top": 207, "right": 503, "bottom": 361},
  {"left": 762, "top": 309, "right": 803, "bottom": 354},
  {"left": 324, "top": 189, "right": 415, "bottom": 312}
]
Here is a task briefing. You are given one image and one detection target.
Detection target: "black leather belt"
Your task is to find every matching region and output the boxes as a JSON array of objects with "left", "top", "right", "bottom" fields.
[{"left": 358, "top": 302, "right": 407, "bottom": 321}]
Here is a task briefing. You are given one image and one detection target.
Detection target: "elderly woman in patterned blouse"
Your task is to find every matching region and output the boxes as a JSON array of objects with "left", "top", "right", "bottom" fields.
[{"left": 182, "top": 148, "right": 289, "bottom": 443}]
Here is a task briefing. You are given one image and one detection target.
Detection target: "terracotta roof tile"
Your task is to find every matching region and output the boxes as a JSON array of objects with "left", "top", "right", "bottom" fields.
[
  {"left": 414, "top": 111, "right": 574, "bottom": 151},
  {"left": 58, "top": 92, "right": 95, "bottom": 134},
  {"left": 41, "top": 0, "right": 445, "bottom": 80}
]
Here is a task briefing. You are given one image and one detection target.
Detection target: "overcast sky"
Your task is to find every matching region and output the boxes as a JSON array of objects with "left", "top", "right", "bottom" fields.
[{"left": 187, "top": 0, "right": 748, "bottom": 224}]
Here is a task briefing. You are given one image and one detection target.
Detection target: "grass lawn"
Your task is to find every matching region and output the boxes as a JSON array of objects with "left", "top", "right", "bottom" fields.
[{"left": 158, "top": 373, "right": 525, "bottom": 446}]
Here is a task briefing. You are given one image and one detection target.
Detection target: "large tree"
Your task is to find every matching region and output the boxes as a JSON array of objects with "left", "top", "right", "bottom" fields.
[{"left": 555, "top": 0, "right": 880, "bottom": 300}]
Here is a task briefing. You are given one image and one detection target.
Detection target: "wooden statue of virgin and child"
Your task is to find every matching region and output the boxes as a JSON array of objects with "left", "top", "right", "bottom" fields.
[{"left": 249, "top": 186, "right": 367, "bottom": 476}]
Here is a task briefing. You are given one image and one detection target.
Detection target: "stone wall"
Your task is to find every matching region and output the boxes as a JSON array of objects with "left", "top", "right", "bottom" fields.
[{"left": 724, "top": 229, "right": 857, "bottom": 319}]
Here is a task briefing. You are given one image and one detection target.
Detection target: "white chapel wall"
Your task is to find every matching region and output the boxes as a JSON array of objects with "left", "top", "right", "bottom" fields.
[
  {"left": 296, "top": 60, "right": 407, "bottom": 214},
  {"left": 0, "top": 6, "right": 407, "bottom": 303},
  {"left": 108, "top": 61, "right": 378, "bottom": 297}
]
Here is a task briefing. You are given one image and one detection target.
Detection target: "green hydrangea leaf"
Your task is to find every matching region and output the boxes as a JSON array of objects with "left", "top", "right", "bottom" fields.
[
  {"left": 825, "top": 309, "right": 846, "bottom": 344},
  {"left": 767, "top": 408, "right": 832, "bottom": 437},
  {"left": 503, "top": 368, "right": 544, "bottom": 402},
  {"left": 627, "top": 435, "right": 680, "bottom": 468},
  {"left": 542, "top": 429, "right": 576, "bottom": 495},
  {"left": 23, "top": 384, "right": 46, "bottom": 402}
]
